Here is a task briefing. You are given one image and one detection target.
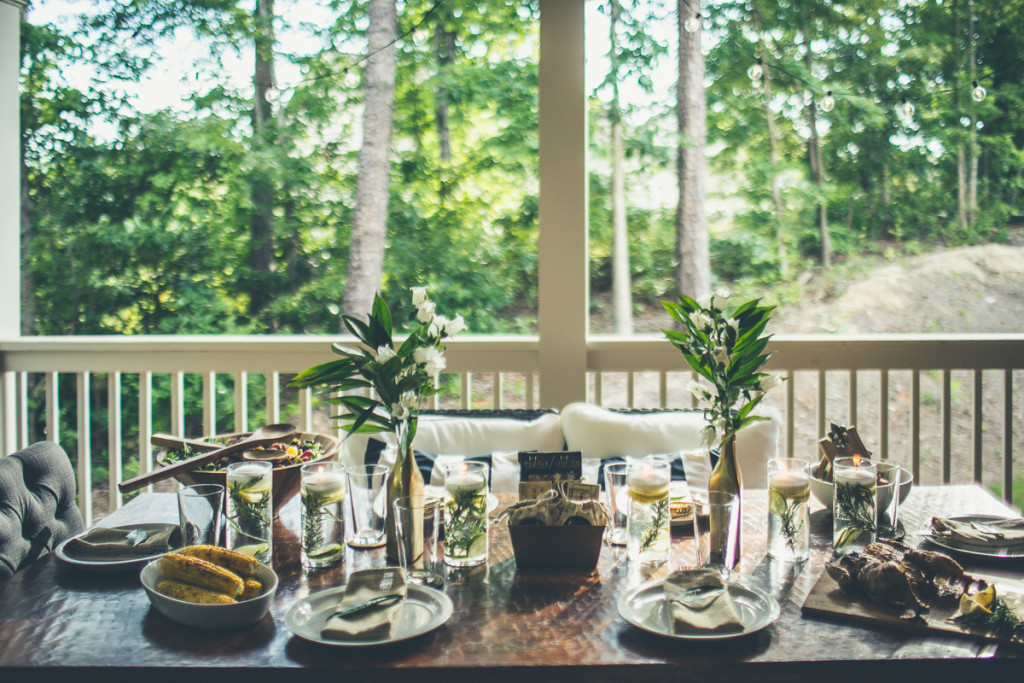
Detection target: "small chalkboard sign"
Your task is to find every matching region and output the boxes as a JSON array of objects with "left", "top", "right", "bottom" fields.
[{"left": 519, "top": 451, "right": 582, "bottom": 482}]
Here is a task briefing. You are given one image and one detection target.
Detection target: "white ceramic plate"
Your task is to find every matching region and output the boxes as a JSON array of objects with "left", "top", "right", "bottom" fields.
[
  {"left": 919, "top": 514, "right": 1024, "bottom": 560},
  {"left": 140, "top": 557, "right": 278, "bottom": 629},
  {"left": 55, "top": 523, "right": 180, "bottom": 571},
  {"left": 618, "top": 578, "right": 780, "bottom": 640},
  {"left": 285, "top": 583, "right": 454, "bottom": 646}
]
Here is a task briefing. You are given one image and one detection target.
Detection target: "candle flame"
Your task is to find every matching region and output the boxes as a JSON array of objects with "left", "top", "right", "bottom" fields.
[{"left": 853, "top": 454, "right": 862, "bottom": 467}]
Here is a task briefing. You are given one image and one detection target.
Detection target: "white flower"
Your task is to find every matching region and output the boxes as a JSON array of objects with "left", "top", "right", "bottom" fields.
[
  {"left": 376, "top": 345, "right": 396, "bottom": 363},
  {"left": 711, "top": 288, "right": 731, "bottom": 311},
  {"left": 410, "top": 287, "right": 428, "bottom": 306},
  {"left": 695, "top": 311, "right": 713, "bottom": 331},
  {"left": 700, "top": 425, "right": 718, "bottom": 447},
  {"left": 391, "top": 402, "right": 410, "bottom": 421},
  {"left": 697, "top": 294, "right": 712, "bottom": 310},
  {"left": 712, "top": 345, "right": 730, "bottom": 366},
  {"left": 428, "top": 315, "right": 446, "bottom": 338},
  {"left": 759, "top": 374, "right": 781, "bottom": 392},
  {"left": 443, "top": 314, "right": 466, "bottom": 337},
  {"left": 414, "top": 346, "right": 446, "bottom": 377},
  {"left": 688, "top": 379, "right": 710, "bottom": 403},
  {"left": 726, "top": 317, "right": 739, "bottom": 337},
  {"left": 416, "top": 299, "right": 436, "bottom": 324},
  {"left": 399, "top": 391, "right": 418, "bottom": 411}
]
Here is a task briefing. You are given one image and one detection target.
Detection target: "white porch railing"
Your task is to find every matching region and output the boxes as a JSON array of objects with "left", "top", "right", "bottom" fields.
[{"left": 1, "top": 333, "right": 1022, "bottom": 524}]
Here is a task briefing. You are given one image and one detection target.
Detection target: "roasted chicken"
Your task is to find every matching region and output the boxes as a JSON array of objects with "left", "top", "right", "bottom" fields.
[{"left": 826, "top": 540, "right": 987, "bottom": 613}]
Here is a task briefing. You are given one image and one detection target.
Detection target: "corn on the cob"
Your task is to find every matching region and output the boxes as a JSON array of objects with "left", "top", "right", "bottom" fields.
[
  {"left": 160, "top": 552, "right": 244, "bottom": 597},
  {"left": 239, "top": 578, "right": 264, "bottom": 601},
  {"left": 156, "top": 579, "right": 236, "bottom": 605},
  {"left": 177, "top": 544, "right": 260, "bottom": 578}
]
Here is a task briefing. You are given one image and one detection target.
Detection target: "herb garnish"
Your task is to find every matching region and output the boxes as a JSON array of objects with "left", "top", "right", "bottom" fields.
[
  {"left": 444, "top": 486, "right": 487, "bottom": 557},
  {"left": 833, "top": 480, "right": 876, "bottom": 550},
  {"left": 639, "top": 497, "right": 670, "bottom": 552}
]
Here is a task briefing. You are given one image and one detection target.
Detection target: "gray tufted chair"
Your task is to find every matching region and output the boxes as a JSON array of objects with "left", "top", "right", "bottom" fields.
[{"left": 0, "top": 441, "right": 85, "bottom": 579}]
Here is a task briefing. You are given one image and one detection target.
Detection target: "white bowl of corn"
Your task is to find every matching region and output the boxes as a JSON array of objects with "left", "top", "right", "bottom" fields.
[{"left": 140, "top": 545, "right": 278, "bottom": 629}]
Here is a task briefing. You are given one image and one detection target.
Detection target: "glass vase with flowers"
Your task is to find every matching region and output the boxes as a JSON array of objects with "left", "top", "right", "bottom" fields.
[
  {"left": 663, "top": 289, "right": 782, "bottom": 567},
  {"left": 289, "top": 287, "right": 465, "bottom": 560}
]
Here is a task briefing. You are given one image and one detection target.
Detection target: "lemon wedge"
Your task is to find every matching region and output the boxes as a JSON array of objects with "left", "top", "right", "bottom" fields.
[{"left": 956, "top": 585, "right": 996, "bottom": 618}]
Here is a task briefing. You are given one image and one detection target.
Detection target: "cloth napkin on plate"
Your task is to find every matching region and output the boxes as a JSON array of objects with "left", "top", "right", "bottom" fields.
[
  {"left": 930, "top": 517, "right": 1024, "bottom": 548},
  {"left": 321, "top": 567, "right": 408, "bottom": 641},
  {"left": 63, "top": 525, "right": 179, "bottom": 561},
  {"left": 663, "top": 568, "right": 744, "bottom": 634}
]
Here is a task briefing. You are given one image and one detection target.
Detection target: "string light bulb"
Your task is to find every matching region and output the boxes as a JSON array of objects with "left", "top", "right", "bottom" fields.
[
  {"left": 900, "top": 97, "right": 915, "bottom": 117},
  {"left": 684, "top": 14, "right": 702, "bottom": 33},
  {"left": 972, "top": 81, "right": 988, "bottom": 102},
  {"left": 747, "top": 58, "right": 763, "bottom": 83},
  {"left": 821, "top": 90, "right": 835, "bottom": 112}
]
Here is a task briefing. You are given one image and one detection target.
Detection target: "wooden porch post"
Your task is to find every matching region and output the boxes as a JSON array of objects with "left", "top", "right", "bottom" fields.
[
  {"left": 538, "top": 0, "right": 588, "bottom": 409},
  {"left": 0, "top": 1, "right": 25, "bottom": 455}
]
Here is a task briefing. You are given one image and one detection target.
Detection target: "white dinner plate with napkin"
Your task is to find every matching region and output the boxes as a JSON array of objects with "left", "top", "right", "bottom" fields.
[
  {"left": 55, "top": 522, "right": 181, "bottom": 571},
  {"left": 618, "top": 571, "right": 779, "bottom": 640},
  {"left": 923, "top": 514, "right": 1024, "bottom": 559},
  {"left": 285, "top": 569, "right": 453, "bottom": 646}
]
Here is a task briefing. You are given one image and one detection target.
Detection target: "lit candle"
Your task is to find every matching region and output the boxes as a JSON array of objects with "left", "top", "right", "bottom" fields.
[
  {"left": 769, "top": 470, "right": 809, "bottom": 498},
  {"left": 627, "top": 466, "right": 670, "bottom": 504},
  {"left": 302, "top": 468, "right": 345, "bottom": 497}
]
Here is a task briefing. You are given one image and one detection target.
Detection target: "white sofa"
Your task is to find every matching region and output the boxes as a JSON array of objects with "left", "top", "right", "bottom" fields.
[{"left": 342, "top": 402, "right": 781, "bottom": 492}]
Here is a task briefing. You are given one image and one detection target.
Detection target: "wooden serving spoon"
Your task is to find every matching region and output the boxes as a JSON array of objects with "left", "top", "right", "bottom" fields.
[
  {"left": 241, "top": 448, "right": 292, "bottom": 464},
  {"left": 118, "top": 423, "right": 297, "bottom": 494},
  {"left": 150, "top": 434, "right": 221, "bottom": 452}
]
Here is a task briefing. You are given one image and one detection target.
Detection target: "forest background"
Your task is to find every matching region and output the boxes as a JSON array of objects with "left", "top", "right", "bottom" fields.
[{"left": 16, "top": 0, "right": 1024, "bottom": 502}]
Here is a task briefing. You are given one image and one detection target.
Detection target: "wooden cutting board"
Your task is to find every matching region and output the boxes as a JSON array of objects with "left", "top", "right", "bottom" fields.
[{"left": 801, "top": 567, "right": 1024, "bottom": 645}]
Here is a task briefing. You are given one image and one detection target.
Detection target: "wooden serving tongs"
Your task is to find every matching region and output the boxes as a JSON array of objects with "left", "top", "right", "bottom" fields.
[{"left": 117, "top": 423, "right": 297, "bottom": 495}]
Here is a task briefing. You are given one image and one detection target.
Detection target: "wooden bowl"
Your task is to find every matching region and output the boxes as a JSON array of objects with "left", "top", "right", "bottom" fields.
[{"left": 156, "top": 431, "right": 340, "bottom": 515}]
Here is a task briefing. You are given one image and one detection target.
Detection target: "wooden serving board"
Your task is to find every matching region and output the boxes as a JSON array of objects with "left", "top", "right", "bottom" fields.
[{"left": 801, "top": 567, "right": 1024, "bottom": 645}]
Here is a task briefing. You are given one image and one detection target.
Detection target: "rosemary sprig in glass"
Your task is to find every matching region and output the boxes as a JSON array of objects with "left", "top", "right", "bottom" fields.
[
  {"left": 770, "top": 490, "right": 804, "bottom": 551},
  {"left": 833, "top": 480, "right": 876, "bottom": 550},
  {"left": 301, "top": 488, "right": 345, "bottom": 554},
  {"left": 227, "top": 474, "right": 272, "bottom": 544},
  {"left": 639, "top": 497, "right": 670, "bottom": 552},
  {"left": 444, "top": 485, "right": 487, "bottom": 557}
]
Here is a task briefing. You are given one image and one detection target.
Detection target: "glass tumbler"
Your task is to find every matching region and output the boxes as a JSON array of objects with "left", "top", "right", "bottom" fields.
[
  {"left": 300, "top": 462, "right": 347, "bottom": 569},
  {"left": 225, "top": 460, "right": 273, "bottom": 563},
  {"left": 443, "top": 461, "right": 489, "bottom": 567},
  {"left": 767, "top": 458, "right": 810, "bottom": 563},
  {"left": 832, "top": 456, "right": 877, "bottom": 555},
  {"left": 626, "top": 458, "right": 671, "bottom": 566}
]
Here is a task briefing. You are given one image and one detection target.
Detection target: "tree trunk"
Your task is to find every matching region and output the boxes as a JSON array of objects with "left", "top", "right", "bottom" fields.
[
  {"left": 343, "top": 0, "right": 398, "bottom": 321},
  {"left": 752, "top": 7, "right": 787, "bottom": 279},
  {"left": 435, "top": 24, "right": 455, "bottom": 165},
  {"left": 248, "top": 0, "right": 276, "bottom": 322},
  {"left": 966, "top": 2, "right": 978, "bottom": 226},
  {"left": 20, "top": 4, "right": 35, "bottom": 336},
  {"left": 802, "top": 25, "right": 831, "bottom": 267},
  {"left": 675, "top": 0, "right": 710, "bottom": 302},
  {"left": 610, "top": 0, "right": 632, "bottom": 334}
]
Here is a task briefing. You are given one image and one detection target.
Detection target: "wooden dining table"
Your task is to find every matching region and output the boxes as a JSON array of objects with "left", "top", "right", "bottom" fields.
[{"left": 0, "top": 483, "right": 1021, "bottom": 683}]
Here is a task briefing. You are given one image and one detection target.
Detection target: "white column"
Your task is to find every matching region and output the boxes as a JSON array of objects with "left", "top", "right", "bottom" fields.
[
  {"left": 0, "top": 1, "right": 25, "bottom": 455},
  {"left": 0, "top": 1, "right": 23, "bottom": 339},
  {"left": 538, "top": 0, "right": 588, "bottom": 409}
]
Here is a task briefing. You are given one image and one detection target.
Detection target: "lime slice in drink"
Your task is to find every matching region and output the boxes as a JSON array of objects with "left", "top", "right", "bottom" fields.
[
  {"left": 239, "top": 482, "right": 272, "bottom": 504},
  {"left": 467, "top": 533, "right": 487, "bottom": 558},
  {"left": 233, "top": 543, "right": 270, "bottom": 558},
  {"left": 307, "top": 543, "right": 344, "bottom": 560},
  {"left": 769, "top": 489, "right": 787, "bottom": 517}
]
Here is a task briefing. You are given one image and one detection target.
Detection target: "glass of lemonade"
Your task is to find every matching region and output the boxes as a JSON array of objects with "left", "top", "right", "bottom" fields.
[
  {"left": 767, "top": 458, "right": 810, "bottom": 562},
  {"left": 225, "top": 460, "right": 273, "bottom": 563},
  {"left": 626, "top": 458, "right": 671, "bottom": 566},
  {"left": 443, "top": 461, "right": 489, "bottom": 567},
  {"left": 300, "top": 462, "right": 347, "bottom": 569},
  {"left": 833, "top": 456, "right": 877, "bottom": 555}
]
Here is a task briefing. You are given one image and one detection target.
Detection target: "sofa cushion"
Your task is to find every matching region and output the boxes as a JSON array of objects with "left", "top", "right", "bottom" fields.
[
  {"left": 560, "top": 402, "right": 780, "bottom": 489},
  {"left": 0, "top": 442, "right": 85, "bottom": 579}
]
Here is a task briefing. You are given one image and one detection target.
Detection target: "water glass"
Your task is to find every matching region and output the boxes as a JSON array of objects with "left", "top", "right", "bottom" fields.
[
  {"left": 394, "top": 495, "right": 443, "bottom": 587},
  {"left": 692, "top": 490, "right": 741, "bottom": 578},
  {"left": 225, "top": 460, "right": 273, "bottom": 563},
  {"left": 833, "top": 456, "right": 877, "bottom": 555},
  {"left": 346, "top": 464, "right": 389, "bottom": 548},
  {"left": 767, "top": 458, "right": 810, "bottom": 563},
  {"left": 177, "top": 483, "right": 224, "bottom": 547},
  {"left": 875, "top": 461, "right": 902, "bottom": 540},
  {"left": 603, "top": 462, "right": 629, "bottom": 546},
  {"left": 626, "top": 459, "right": 671, "bottom": 566},
  {"left": 300, "top": 462, "right": 347, "bottom": 569},
  {"left": 443, "top": 461, "right": 489, "bottom": 567},
  {"left": 681, "top": 447, "right": 712, "bottom": 506}
]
